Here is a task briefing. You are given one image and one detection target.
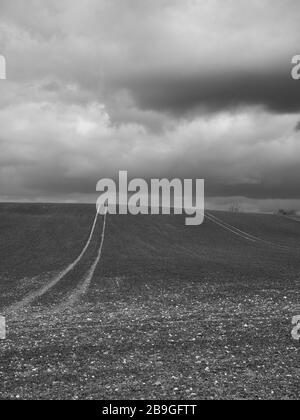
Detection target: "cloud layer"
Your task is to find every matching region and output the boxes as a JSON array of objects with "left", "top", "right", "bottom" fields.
[{"left": 1, "top": 0, "right": 300, "bottom": 208}]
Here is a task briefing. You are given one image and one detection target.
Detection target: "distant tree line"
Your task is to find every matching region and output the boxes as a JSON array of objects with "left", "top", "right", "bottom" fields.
[{"left": 277, "top": 209, "right": 296, "bottom": 216}]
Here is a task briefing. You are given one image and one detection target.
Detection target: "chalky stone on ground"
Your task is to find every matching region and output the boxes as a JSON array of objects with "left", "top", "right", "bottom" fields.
[{"left": 0, "top": 204, "right": 299, "bottom": 399}]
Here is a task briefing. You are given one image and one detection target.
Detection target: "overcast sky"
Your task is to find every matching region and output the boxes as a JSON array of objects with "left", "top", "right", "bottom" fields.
[{"left": 1, "top": 0, "right": 300, "bottom": 211}]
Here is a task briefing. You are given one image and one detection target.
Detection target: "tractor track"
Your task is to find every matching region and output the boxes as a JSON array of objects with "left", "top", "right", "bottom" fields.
[
  {"left": 4, "top": 210, "right": 104, "bottom": 315},
  {"left": 206, "top": 212, "right": 297, "bottom": 252}
]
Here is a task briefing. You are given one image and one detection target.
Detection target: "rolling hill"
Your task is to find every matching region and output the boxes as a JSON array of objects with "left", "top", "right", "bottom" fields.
[{"left": 0, "top": 203, "right": 299, "bottom": 399}]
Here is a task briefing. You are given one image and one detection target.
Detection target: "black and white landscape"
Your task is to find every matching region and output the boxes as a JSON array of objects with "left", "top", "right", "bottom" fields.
[{"left": 0, "top": 0, "right": 299, "bottom": 401}]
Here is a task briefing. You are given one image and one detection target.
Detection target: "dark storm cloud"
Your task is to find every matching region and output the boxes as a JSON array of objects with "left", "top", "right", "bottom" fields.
[
  {"left": 119, "top": 68, "right": 300, "bottom": 115},
  {"left": 2, "top": 0, "right": 300, "bottom": 116},
  {"left": 1, "top": 0, "right": 300, "bottom": 205},
  {"left": 207, "top": 180, "right": 300, "bottom": 200}
]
